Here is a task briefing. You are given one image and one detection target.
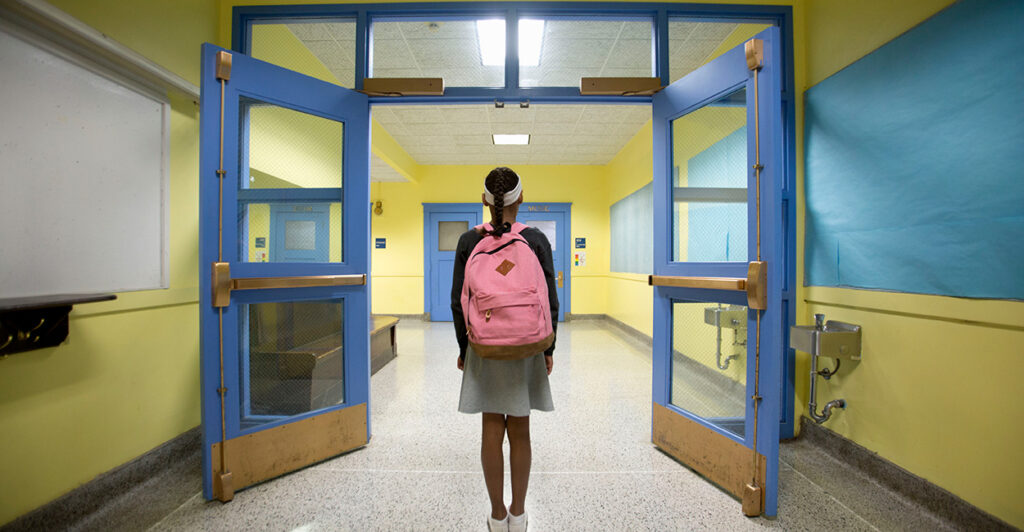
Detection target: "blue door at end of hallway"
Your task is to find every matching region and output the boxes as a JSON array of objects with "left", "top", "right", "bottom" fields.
[
  {"left": 518, "top": 204, "right": 570, "bottom": 322},
  {"left": 425, "top": 204, "right": 482, "bottom": 321}
]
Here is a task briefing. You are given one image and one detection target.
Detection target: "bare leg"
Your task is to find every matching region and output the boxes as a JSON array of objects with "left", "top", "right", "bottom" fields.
[
  {"left": 482, "top": 413, "right": 508, "bottom": 520},
  {"left": 506, "top": 415, "right": 532, "bottom": 516}
]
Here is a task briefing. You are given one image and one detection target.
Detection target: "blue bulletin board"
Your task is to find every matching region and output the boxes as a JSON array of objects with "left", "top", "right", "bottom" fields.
[{"left": 803, "top": 0, "right": 1024, "bottom": 299}]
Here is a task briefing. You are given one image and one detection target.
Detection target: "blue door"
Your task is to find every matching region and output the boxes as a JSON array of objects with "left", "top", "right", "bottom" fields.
[
  {"left": 199, "top": 44, "right": 370, "bottom": 502},
  {"left": 424, "top": 204, "right": 482, "bottom": 322},
  {"left": 269, "top": 204, "right": 330, "bottom": 263},
  {"left": 517, "top": 203, "right": 570, "bottom": 322},
  {"left": 650, "top": 29, "right": 786, "bottom": 517}
]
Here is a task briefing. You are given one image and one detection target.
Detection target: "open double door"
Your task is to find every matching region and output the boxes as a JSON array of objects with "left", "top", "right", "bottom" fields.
[
  {"left": 198, "top": 25, "right": 787, "bottom": 517},
  {"left": 650, "top": 27, "right": 787, "bottom": 516}
]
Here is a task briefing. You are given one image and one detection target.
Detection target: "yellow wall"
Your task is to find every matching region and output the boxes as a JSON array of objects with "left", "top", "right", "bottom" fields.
[
  {"left": 0, "top": 0, "right": 216, "bottom": 524},
  {"left": 794, "top": 1, "right": 1023, "bottom": 527},
  {"left": 370, "top": 165, "right": 610, "bottom": 316},
  {"left": 4, "top": 0, "right": 1021, "bottom": 529}
]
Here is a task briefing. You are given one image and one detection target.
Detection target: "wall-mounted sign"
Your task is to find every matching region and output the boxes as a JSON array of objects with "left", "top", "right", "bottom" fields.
[
  {"left": 575, "top": 237, "right": 586, "bottom": 249},
  {"left": 526, "top": 205, "right": 550, "bottom": 212},
  {"left": 375, "top": 238, "right": 386, "bottom": 249},
  {"left": 254, "top": 237, "right": 266, "bottom": 248},
  {"left": 574, "top": 251, "right": 587, "bottom": 267}
]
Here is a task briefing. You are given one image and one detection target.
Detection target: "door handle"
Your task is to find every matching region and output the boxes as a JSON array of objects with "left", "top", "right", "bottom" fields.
[
  {"left": 212, "top": 262, "right": 365, "bottom": 307},
  {"left": 557, "top": 271, "right": 564, "bottom": 288},
  {"left": 648, "top": 261, "right": 766, "bottom": 310}
]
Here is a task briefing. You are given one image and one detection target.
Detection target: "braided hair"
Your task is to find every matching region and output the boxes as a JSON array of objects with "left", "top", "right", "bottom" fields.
[{"left": 484, "top": 167, "right": 519, "bottom": 237}]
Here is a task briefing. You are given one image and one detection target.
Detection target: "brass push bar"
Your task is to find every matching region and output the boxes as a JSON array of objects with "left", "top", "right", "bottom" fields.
[
  {"left": 212, "top": 262, "right": 365, "bottom": 308},
  {"left": 648, "top": 261, "right": 766, "bottom": 310}
]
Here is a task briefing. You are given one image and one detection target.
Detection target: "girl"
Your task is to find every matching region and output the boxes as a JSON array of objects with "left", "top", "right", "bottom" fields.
[{"left": 451, "top": 167, "right": 559, "bottom": 532}]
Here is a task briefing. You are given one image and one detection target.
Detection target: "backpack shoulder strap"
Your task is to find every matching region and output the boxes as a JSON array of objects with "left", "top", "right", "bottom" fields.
[{"left": 508, "top": 222, "right": 529, "bottom": 235}]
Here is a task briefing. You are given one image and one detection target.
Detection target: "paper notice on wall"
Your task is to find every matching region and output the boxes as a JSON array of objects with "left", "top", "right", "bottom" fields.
[{"left": 574, "top": 251, "right": 586, "bottom": 267}]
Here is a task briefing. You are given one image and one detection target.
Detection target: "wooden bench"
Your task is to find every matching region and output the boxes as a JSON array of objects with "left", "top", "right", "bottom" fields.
[{"left": 370, "top": 315, "right": 399, "bottom": 375}]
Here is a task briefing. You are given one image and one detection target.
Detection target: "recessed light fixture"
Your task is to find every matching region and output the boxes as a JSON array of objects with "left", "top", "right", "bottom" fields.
[
  {"left": 493, "top": 134, "right": 530, "bottom": 145},
  {"left": 476, "top": 19, "right": 544, "bottom": 67}
]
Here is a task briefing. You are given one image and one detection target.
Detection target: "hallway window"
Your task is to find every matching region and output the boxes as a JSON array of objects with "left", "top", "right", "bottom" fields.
[
  {"left": 519, "top": 18, "right": 654, "bottom": 87},
  {"left": 371, "top": 19, "right": 505, "bottom": 87},
  {"left": 251, "top": 21, "right": 357, "bottom": 88},
  {"left": 667, "top": 20, "right": 772, "bottom": 84}
]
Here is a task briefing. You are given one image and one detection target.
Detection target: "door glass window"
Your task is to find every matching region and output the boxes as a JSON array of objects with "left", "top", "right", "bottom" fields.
[
  {"left": 285, "top": 220, "right": 317, "bottom": 250},
  {"left": 240, "top": 300, "right": 344, "bottom": 429},
  {"left": 671, "top": 87, "right": 748, "bottom": 263},
  {"left": 519, "top": 18, "right": 654, "bottom": 87},
  {"left": 524, "top": 220, "right": 557, "bottom": 250},
  {"left": 668, "top": 20, "right": 772, "bottom": 84},
  {"left": 250, "top": 21, "right": 357, "bottom": 88},
  {"left": 238, "top": 99, "right": 343, "bottom": 263},
  {"left": 242, "top": 101, "right": 343, "bottom": 189},
  {"left": 371, "top": 19, "right": 504, "bottom": 87},
  {"left": 437, "top": 221, "right": 468, "bottom": 251},
  {"left": 240, "top": 202, "right": 341, "bottom": 263},
  {"left": 671, "top": 300, "right": 747, "bottom": 438}
]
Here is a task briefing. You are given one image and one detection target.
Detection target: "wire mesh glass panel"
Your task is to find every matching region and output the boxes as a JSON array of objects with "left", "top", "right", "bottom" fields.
[
  {"left": 371, "top": 19, "right": 504, "bottom": 87},
  {"left": 519, "top": 19, "right": 654, "bottom": 87},
  {"left": 240, "top": 299, "right": 344, "bottom": 429},
  {"left": 523, "top": 220, "right": 556, "bottom": 251},
  {"left": 239, "top": 202, "right": 342, "bottom": 263},
  {"left": 671, "top": 87, "right": 748, "bottom": 262},
  {"left": 437, "top": 221, "right": 468, "bottom": 251},
  {"left": 250, "top": 21, "right": 357, "bottom": 88},
  {"left": 242, "top": 100, "right": 343, "bottom": 189},
  {"left": 668, "top": 20, "right": 773, "bottom": 85},
  {"left": 671, "top": 300, "right": 747, "bottom": 438}
]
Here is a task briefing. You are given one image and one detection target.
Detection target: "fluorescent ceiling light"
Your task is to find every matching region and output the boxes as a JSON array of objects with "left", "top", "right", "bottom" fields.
[
  {"left": 493, "top": 134, "right": 530, "bottom": 145},
  {"left": 477, "top": 20, "right": 505, "bottom": 66},
  {"left": 518, "top": 19, "right": 543, "bottom": 67},
  {"left": 476, "top": 19, "right": 544, "bottom": 67}
]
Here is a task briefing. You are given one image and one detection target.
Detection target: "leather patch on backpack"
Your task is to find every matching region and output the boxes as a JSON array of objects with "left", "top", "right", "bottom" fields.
[{"left": 495, "top": 259, "right": 516, "bottom": 276}]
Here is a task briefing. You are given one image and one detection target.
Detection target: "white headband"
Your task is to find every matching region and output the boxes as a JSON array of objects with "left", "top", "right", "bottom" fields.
[{"left": 483, "top": 174, "right": 522, "bottom": 206}]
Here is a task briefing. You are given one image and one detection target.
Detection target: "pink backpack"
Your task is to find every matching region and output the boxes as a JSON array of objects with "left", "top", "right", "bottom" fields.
[{"left": 461, "top": 222, "right": 554, "bottom": 360}]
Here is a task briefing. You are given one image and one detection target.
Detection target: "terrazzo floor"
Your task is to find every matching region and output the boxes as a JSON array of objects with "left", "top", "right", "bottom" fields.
[{"left": 149, "top": 320, "right": 956, "bottom": 531}]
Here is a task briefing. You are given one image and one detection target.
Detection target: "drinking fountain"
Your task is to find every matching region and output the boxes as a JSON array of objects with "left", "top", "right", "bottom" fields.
[
  {"left": 790, "top": 313, "right": 862, "bottom": 423},
  {"left": 704, "top": 304, "right": 747, "bottom": 370}
]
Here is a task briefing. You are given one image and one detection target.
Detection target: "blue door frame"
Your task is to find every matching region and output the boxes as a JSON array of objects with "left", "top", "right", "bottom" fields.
[
  {"left": 651, "top": 27, "right": 785, "bottom": 515},
  {"left": 229, "top": 0, "right": 797, "bottom": 512},
  {"left": 423, "top": 203, "right": 483, "bottom": 321},
  {"left": 199, "top": 43, "right": 370, "bottom": 501},
  {"left": 232, "top": 4, "right": 797, "bottom": 439},
  {"left": 269, "top": 204, "right": 331, "bottom": 263},
  {"left": 517, "top": 203, "right": 571, "bottom": 322}
]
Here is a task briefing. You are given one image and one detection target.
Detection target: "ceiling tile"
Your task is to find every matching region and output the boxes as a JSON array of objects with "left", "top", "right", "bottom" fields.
[
  {"left": 454, "top": 135, "right": 492, "bottom": 146},
  {"left": 391, "top": 107, "right": 444, "bottom": 123},
  {"left": 371, "top": 39, "right": 418, "bottom": 69},
  {"left": 287, "top": 23, "right": 335, "bottom": 42},
  {"left": 444, "top": 107, "right": 489, "bottom": 123}
]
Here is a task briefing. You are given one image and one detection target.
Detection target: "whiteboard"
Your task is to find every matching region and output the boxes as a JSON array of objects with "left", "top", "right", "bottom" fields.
[{"left": 0, "top": 24, "right": 169, "bottom": 299}]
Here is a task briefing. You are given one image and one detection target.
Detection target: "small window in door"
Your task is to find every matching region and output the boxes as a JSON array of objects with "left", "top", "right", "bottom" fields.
[
  {"left": 525, "top": 220, "right": 557, "bottom": 251},
  {"left": 438, "top": 221, "right": 468, "bottom": 251},
  {"left": 671, "top": 87, "right": 748, "bottom": 263}
]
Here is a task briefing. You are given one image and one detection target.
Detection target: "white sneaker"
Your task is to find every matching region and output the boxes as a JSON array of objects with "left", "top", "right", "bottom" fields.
[
  {"left": 487, "top": 512, "right": 509, "bottom": 532},
  {"left": 508, "top": 510, "right": 527, "bottom": 532}
]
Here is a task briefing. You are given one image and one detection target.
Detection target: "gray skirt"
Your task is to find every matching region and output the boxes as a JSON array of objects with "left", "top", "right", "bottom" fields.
[{"left": 458, "top": 346, "right": 554, "bottom": 417}]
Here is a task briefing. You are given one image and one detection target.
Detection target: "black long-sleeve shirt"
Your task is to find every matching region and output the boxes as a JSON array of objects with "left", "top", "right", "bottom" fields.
[{"left": 451, "top": 226, "right": 559, "bottom": 360}]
